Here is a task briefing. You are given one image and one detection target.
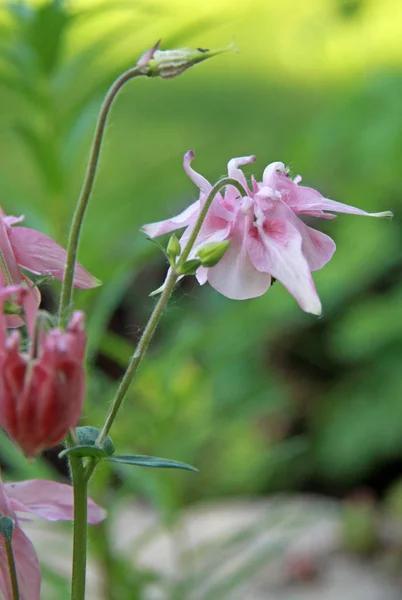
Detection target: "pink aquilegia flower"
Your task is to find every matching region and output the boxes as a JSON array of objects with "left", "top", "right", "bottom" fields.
[
  {"left": 0, "top": 287, "right": 86, "bottom": 457},
  {"left": 141, "top": 152, "right": 392, "bottom": 314},
  {"left": 0, "top": 477, "right": 105, "bottom": 600},
  {"left": 0, "top": 208, "right": 99, "bottom": 332}
]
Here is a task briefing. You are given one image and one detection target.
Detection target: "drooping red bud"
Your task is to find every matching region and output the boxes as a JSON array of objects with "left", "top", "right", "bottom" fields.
[{"left": 0, "top": 294, "right": 86, "bottom": 457}]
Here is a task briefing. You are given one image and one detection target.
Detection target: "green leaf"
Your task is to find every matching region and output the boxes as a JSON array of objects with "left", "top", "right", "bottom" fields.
[
  {"left": 76, "top": 426, "right": 115, "bottom": 456},
  {"left": 0, "top": 516, "right": 15, "bottom": 542},
  {"left": 59, "top": 445, "right": 110, "bottom": 460},
  {"left": 58, "top": 426, "right": 115, "bottom": 459},
  {"left": 106, "top": 454, "right": 198, "bottom": 472},
  {"left": 27, "top": 0, "right": 71, "bottom": 75},
  {"left": 177, "top": 259, "right": 201, "bottom": 275}
]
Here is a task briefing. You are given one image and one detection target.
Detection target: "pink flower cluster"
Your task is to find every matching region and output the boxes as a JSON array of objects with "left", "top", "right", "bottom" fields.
[{"left": 142, "top": 152, "right": 392, "bottom": 314}]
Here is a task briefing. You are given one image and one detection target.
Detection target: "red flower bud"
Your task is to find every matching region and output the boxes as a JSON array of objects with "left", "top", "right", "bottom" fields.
[{"left": 0, "top": 290, "right": 86, "bottom": 457}]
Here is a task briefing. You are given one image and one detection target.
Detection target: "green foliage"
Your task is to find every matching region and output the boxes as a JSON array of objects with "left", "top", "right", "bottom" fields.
[
  {"left": 106, "top": 454, "right": 198, "bottom": 471},
  {"left": 1, "top": 0, "right": 402, "bottom": 597}
]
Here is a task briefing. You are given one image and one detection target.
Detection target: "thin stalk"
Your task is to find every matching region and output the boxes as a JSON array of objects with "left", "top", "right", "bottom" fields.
[
  {"left": 70, "top": 458, "right": 89, "bottom": 600},
  {"left": 93, "top": 177, "right": 247, "bottom": 454},
  {"left": 178, "top": 177, "right": 247, "bottom": 264},
  {"left": 58, "top": 66, "right": 145, "bottom": 328},
  {"left": 5, "top": 538, "right": 20, "bottom": 600}
]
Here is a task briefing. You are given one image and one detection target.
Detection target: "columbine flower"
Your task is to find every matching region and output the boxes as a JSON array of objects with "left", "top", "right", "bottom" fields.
[
  {"left": 0, "top": 287, "right": 86, "bottom": 457},
  {"left": 0, "top": 208, "right": 99, "bottom": 331},
  {"left": 0, "top": 477, "right": 105, "bottom": 600},
  {"left": 141, "top": 152, "right": 392, "bottom": 315}
]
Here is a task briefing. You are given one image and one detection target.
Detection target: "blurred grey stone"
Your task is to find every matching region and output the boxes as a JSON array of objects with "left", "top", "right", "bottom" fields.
[{"left": 25, "top": 496, "right": 402, "bottom": 599}]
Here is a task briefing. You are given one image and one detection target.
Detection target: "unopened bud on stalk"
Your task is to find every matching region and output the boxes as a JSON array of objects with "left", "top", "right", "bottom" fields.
[
  {"left": 197, "top": 240, "right": 231, "bottom": 267},
  {"left": 167, "top": 234, "right": 181, "bottom": 264},
  {"left": 137, "top": 40, "right": 237, "bottom": 79}
]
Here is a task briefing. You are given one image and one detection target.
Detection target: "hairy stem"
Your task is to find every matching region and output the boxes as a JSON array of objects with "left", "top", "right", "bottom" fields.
[
  {"left": 5, "top": 537, "right": 19, "bottom": 600},
  {"left": 58, "top": 66, "right": 145, "bottom": 328},
  {"left": 70, "top": 458, "right": 88, "bottom": 600}
]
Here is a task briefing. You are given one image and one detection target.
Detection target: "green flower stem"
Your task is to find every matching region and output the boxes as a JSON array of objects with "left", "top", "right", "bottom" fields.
[
  {"left": 178, "top": 177, "right": 247, "bottom": 264},
  {"left": 70, "top": 457, "right": 89, "bottom": 600},
  {"left": 93, "top": 177, "right": 247, "bottom": 454},
  {"left": 58, "top": 66, "right": 145, "bottom": 329},
  {"left": 5, "top": 537, "right": 20, "bottom": 600}
]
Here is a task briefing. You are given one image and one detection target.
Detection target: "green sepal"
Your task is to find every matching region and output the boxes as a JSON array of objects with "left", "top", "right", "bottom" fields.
[
  {"left": 58, "top": 426, "right": 115, "bottom": 459},
  {"left": 197, "top": 240, "right": 230, "bottom": 267},
  {"left": 176, "top": 259, "right": 201, "bottom": 275},
  {"left": 167, "top": 234, "right": 181, "bottom": 264},
  {"left": 0, "top": 516, "right": 15, "bottom": 542},
  {"left": 106, "top": 454, "right": 198, "bottom": 472}
]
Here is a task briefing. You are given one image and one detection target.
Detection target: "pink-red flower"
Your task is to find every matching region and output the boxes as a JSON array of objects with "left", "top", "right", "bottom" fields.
[
  {"left": 142, "top": 152, "right": 392, "bottom": 314},
  {"left": 0, "top": 287, "right": 86, "bottom": 457},
  {"left": 0, "top": 476, "right": 105, "bottom": 600},
  {"left": 0, "top": 208, "right": 99, "bottom": 332}
]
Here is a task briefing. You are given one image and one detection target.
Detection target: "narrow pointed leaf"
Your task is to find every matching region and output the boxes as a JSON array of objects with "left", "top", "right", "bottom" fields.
[{"left": 106, "top": 454, "right": 198, "bottom": 472}]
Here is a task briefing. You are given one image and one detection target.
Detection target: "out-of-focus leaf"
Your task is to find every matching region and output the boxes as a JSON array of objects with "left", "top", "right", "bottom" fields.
[
  {"left": 4, "top": 1, "right": 34, "bottom": 25},
  {"left": 0, "top": 73, "right": 43, "bottom": 106},
  {"left": 72, "top": 0, "right": 163, "bottom": 22},
  {"left": 13, "top": 122, "right": 63, "bottom": 192},
  {"left": 98, "top": 331, "right": 134, "bottom": 368},
  {"left": 27, "top": 0, "right": 71, "bottom": 75}
]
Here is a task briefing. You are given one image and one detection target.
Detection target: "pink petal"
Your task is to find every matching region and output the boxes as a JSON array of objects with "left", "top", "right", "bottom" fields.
[
  {"left": 0, "top": 482, "right": 40, "bottom": 600},
  {"left": 0, "top": 527, "right": 41, "bottom": 600},
  {"left": 141, "top": 199, "right": 200, "bottom": 238},
  {"left": 206, "top": 213, "right": 271, "bottom": 300},
  {"left": 5, "top": 480, "right": 106, "bottom": 524},
  {"left": 289, "top": 185, "right": 393, "bottom": 218},
  {"left": 264, "top": 172, "right": 393, "bottom": 219},
  {"left": 8, "top": 227, "right": 99, "bottom": 289},
  {"left": 262, "top": 161, "right": 288, "bottom": 184},
  {"left": 227, "top": 155, "right": 256, "bottom": 191},
  {"left": 0, "top": 216, "right": 23, "bottom": 285},
  {"left": 195, "top": 265, "right": 208, "bottom": 285},
  {"left": 183, "top": 150, "right": 211, "bottom": 195},
  {"left": 255, "top": 195, "right": 336, "bottom": 272},
  {"left": 21, "top": 275, "right": 41, "bottom": 338},
  {"left": 248, "top": 219, "right": 322, "bottom": 315},
  {"left": 3, "top": 215, "right": 24, "bottom": 226}
]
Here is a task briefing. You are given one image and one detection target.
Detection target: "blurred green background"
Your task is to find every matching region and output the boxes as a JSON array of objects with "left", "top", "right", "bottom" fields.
[{"left": 1, "top": 0, "right": 402, "bottom": 597}]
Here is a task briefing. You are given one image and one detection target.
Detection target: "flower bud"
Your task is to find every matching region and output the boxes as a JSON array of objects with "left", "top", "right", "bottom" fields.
[
  {"left": 137, "top": 41, "right": 237, "bottom": 79},
  {"left": 197, "top": 240, "right": 231, "bottom": 267},
  {"left": 0, "top": 304, "right": 86, "bottom": 458},
  {"left": 167, "top": 234, "right": 181, "bottom": 264}
]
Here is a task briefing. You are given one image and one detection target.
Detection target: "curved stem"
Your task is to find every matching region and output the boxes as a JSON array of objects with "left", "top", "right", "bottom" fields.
[
  {"left": 58, "top": 66, "right": 145, "bottom": 328},
  {"left": 5, "top": 538, "right": 19, "bottom": 600},
  {"left": 70, "top": 457, "right": 88, "bottom": 600},
  {"left": 93, "top": 177, "right": 247, "bottom": 456},
  {"left": 178, "top": 177, "right": 247, "bottom": 265}
]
